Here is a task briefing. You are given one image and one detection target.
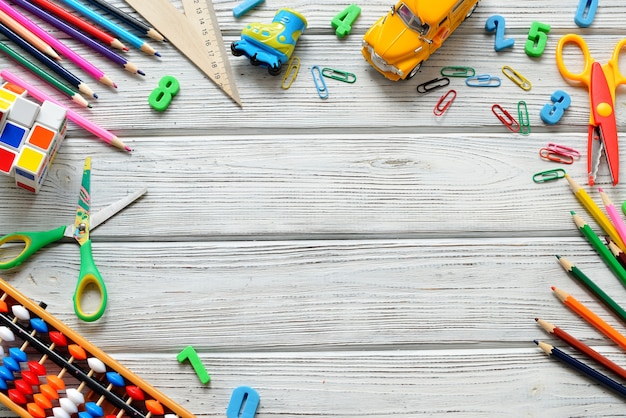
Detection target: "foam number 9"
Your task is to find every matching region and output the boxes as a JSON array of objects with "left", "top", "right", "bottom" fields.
[
  {"left": 485, "top": 15, "right": 515, "bottom": 52},
  {"left": 540, "top": 90, "right": 571, "bottom": 125},
  {"left": 525, "top": 21, "right": 551, "bottom": 57},
  {"left": 148, "top": 75, "right": 180, "bottom": 112}
]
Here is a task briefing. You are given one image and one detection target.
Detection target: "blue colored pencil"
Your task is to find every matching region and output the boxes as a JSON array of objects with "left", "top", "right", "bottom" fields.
[
  {"left": 57, "top": 0, "right": 159, "bottom": 56},
  {"left": 11, "top": 0, "right": 144, "bottom": 76},
  {"left": 535, "top": 340, "right": 626, "bottom": 399},
  {"left": 0, "top": 21, "right": 96, "bottom": 98}
]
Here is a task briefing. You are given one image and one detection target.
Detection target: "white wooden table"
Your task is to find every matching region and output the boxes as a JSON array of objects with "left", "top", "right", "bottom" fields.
[{"left": 2, "top": 0, "right": 626, "bottom": 416}]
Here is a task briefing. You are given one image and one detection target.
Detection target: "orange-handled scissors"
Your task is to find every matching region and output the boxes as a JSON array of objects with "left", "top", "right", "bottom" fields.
[
  {"left": 0, "top": 158, "right": 146, "bottom": 321},
  {"left": 556, "top": 33, "right": 626, "bottom": 186}
]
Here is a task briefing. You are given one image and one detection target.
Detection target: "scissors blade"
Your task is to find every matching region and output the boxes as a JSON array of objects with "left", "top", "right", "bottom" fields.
[
  {"left": 90, "top": 187, "right": 147, "bottom": 230},
  {"left": 73, "top": 157, "right": 92, "bottom": 245}
]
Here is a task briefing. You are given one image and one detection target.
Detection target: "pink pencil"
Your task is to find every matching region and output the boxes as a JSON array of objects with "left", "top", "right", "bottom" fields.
[
  {"left": 599, "top": 188, "right": 626, "bottom": 247},
  {"left": 0, "top": 0, "right": 116, "bottom": 88},
  {"left": 1, "top": 70, "right": 130, "bottom": 152}
]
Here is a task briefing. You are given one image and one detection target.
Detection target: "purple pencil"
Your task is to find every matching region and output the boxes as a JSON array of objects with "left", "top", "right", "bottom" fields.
[{"left": 11, "top": 0, "right": 144, "bottom": 76}]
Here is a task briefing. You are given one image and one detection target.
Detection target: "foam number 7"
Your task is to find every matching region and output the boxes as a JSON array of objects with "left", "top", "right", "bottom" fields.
[
  {"left": 331, "top": 4, "right": 361, "bottom": 38},
  {"left": 485, "top": 15, "right": 515, "bottom": 52},
  {"left": 525, "top": 21, "right": 551, "bottom": 57}
]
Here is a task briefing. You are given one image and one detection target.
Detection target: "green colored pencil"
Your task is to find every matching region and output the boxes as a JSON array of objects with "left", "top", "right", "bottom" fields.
[
  {"left": 556, "top": 255, "right": 626, "bottom": 325},
  {"left": 0, "top": 40, "right": 90, "bottom": 108}
]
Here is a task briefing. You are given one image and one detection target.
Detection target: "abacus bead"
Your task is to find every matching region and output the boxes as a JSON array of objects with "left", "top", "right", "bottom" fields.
[
  {"left": 0, "top": 366, "right": 14, "bottom": 380},
  {"left": 66, "top": 388, "right": 85, "bottom": 405},
  {"left": 30, "top": 318, "right": 48, "bottom": 333},
  {"left": 0, "top": 326, "right": 15, "bottom": 341},
  {"left": 8, "top": 388, "right": 27, "bottom": 404},
  {"left": 3, "top": 356, "right": 20, "bottom": 371},
  {"left": 47, "top": 375, "right": 65, "bottom": 390},
  {"left": 0, "top": 377, "right": 7, "bottom": 390},
  {"left": 0, "top": 300, "right": 8, "bottom": 312},
  {"left": 105, "top": 371, "right": 124, "bottom": 387},
  {"left": 68, "top": 344, "right": 87, "bottom": 360},
  {"left": 26, "top": 402, "right": 46, "bottom": 418},
  {"left": 33, "top": 392, "right": 53, "bottom": 409},
  {"left": 28, "top": 361, "right": 46, "bottom": 376},
  {"left": 87, "top": 357, "right": 106, "bottom": 374},
  {"left": 11, "top": 305, "right": 30, "bottom": 320},
  {"left": 53, "top": 406, "right": 71, "bottom": 418},
  {"left": 49, "top": 331, "right": 67, "bottom": 347},
  {"left": 84, "top": 401, "right": 104, "bottom": 417},
  {"left": 14, "top": 379, "right": 33, "bottom": 394},
  {"left": 145, "top": 400, "right": 164, "bottom": 415},
  {"left": 78, "top": 412, "right": 93, "bottom": 418},
  {"left": 165, "top": 414, "right": 177, "bottom": 418},
  {"left": 22, "top": 370, "right": 40, "bottom": 385},
  {"left": 125, "top": 385, "right": 144, "bottom": 400},
  {"left": 59, "top": 397, "right": 78, "bottom": 413},
  {"left": 9, "top": 347, "right": 27, "bottom": 362},
  {"left": 39, "top": 383, "right": 58, "bottom": 399}
]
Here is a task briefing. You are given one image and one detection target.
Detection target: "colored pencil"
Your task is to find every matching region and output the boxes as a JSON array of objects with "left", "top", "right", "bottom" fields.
[
  {"left": 0, "top": 0, "right": 116, "bottom": 88},
  {"left": 27, "top": 0, "right": 127, "bottom": 51},
  {"left": 552, "top": 286, "right": 626, "bottom": 350},
  {"left": 557, "top": 255, "right": 626, "bottom": 325},
  {"left": 83, "top": 0, "right": 165, "bottom": 42},
  {"left": 12, "top": 0, "right": 144, "bottom": 76},
  {"left": 0, "top": 70, "right": 131, "bottom": 152},
  {"left": 606, "top": 238, "right": 626, "bottom": 270},
  {"left": 57, "top": 0, "right": 160, "bottom": 56},
  {"left": 0, "top": 9, "right": 59, "bottom": 60},
  {"left": 571, "top": 211, "right": 626, "bottom": 288},
  {"left": 0, "top": 41, "right": 90, "bottom": 108},
  {"left": 536, "top": 318, "right": 626, "bottom": 380},
  {"left": 565, "top": 174, "right": 626, "bottom": 251},
  {"left": 534, "top": 340, "right": 626, "bottom": 399},
  {"left": 0, "top": 21, "right": 96, "bottom": 99},
  {"left": 600, "top": 187, "right": 626, "bottom": 247}
]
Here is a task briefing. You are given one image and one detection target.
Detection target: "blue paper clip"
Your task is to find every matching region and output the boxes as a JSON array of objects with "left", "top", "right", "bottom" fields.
[
  {"left": 311, "top": 65, "right": 328, "bottom": 99},
  {"left": 533, "top": 169, "right": 566, "bottom": 183},
  {"left": 465, "top": 74, "right": 501, "bottom": 87},
  {"left": 575, "top": 0, "right": 598, "bottom": 27}
]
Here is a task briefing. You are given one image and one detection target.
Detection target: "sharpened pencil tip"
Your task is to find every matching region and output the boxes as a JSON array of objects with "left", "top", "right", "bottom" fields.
[
  {"left": 87, "top": 104, "right": 92, "bottom": 108},
  {"left": 534, "top": 317, "right": 538, "bottom": 321},
  {"left": 138, "top": 70, "right": 146, "bottom": 76},
  {"left": 125, "top": 145, "right": 132, "bottom": 152},
  {"left": 533, "top": 339, "right": 539, "bottom": 345},
  {"left": 155, "top": 52, "right": 161, "bottom": 57},
  {"left": 599, "top": 187, "right": 604, "bottom": 192},
  {"left": 555, "top": 254, "right": 561, "bottom": 259},
  {"left": 551, "top": 286, "right": 556, "bottom": 291},
  {"left": 93, "top": 93, "right": 99, "bottom": 99}
]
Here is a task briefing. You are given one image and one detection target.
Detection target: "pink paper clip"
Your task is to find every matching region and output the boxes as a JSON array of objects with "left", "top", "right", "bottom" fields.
[
  {"left": 492, "top": 104, "right": 520, "bottom": 133},
  {"left": 433, "top": 89, "right": 456, "bottom": 116},
  {"left": 539, "top": 147, "right": 575, "bottom": 164},
  {"left": 546, "top": 143, "right": 580, "bottom": 158}
]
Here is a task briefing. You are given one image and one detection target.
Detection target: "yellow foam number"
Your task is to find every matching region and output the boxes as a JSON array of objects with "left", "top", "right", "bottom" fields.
[{"left": 148, "top": 75, "right": 180, "bottom": 111}]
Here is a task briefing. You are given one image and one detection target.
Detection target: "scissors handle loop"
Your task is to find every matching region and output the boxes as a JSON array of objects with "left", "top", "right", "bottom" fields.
[
  {"left": 73, "top": 240, "right": 107, "bottom": 322},
  {"left": 556, "top": 34, "right": 593, "bottom": 84},
  {"left": 0, "top": 226, "right": 66, "bottom": 270}
]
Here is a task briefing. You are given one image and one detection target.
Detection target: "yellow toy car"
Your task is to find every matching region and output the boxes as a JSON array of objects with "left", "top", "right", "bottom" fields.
[{"left": 362, "top": 0, "right": 480, "bottom": 81}]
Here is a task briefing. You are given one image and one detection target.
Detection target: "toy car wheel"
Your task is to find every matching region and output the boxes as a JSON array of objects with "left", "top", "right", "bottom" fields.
[
  {"left": 268, "top": 64, "right": 282, "bottom": 76},
  {"left": 231, "top": 43, "right": 243, "bottom": 56},
  {"left": 406, "top": 62, "right": 422, "bottom": 80},
  {"left": 250, "top": 54, "right": 261, "bottom": 66}
]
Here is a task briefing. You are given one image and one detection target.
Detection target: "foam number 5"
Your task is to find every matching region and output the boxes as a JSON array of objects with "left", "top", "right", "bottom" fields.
[
  {"left": 331, "top": 4, "right": 361, "bottom": 38},
  {"left": 148, "top": 75, "right": 180, "bottom": 112},
  {"left": 485, "top": 15, "right": 514, "bottom": 52},
  {"left": 540, "top": 90, "right": 571, "bottom": 125},
  {"left": 525, "top": 21, "right": 551, "bottom": 57}
]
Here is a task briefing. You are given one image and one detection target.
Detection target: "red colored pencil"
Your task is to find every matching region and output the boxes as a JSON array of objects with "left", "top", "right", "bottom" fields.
[{"left": 27, "top": 0, "right": 128, "bottom": 51}]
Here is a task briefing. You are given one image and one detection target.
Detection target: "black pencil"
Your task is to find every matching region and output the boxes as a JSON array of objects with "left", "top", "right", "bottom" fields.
[{"left": 83, "top": 0, "right": 165, "bottom": 42}]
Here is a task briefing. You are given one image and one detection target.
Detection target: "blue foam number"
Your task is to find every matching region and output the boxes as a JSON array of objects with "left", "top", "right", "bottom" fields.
[
  {"left": 540, "top": 90, "right": 571, "bottom": 125},
  {"left": 227, "top": 386, "right": 260, "bottom": 418},
  {"left": 575, "top": 0, "right": 598, "bottom": 27},
  {"left": 485, "top": 15, "right": 515, "bottom": 52}
]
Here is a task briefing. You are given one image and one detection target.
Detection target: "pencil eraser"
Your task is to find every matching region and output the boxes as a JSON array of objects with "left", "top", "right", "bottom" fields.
[{"left": 233, "top": 0, "right": 265, "bottom": 18}]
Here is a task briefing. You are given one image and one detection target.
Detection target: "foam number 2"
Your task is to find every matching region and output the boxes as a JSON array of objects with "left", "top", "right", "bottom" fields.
[
  {"left": 485, "top": 15, "right": 514, "bottom": 52},
  {"left": 148, "top": 75, "right": 180, "bottom": 112},
  {"left": 331, "top": 4, "right": 361, "bottom": 38},
  {"left": 540, "top": 90, "right": 571, "bottom": 125},
  {"left": 177, "top": 345, "right": 210, "bottom": 384},
  {"left": 525, "top": 21, "right": 551, "bottom": 57}
]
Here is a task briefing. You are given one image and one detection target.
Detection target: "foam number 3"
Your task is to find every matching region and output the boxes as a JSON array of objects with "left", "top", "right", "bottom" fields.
[
  {"left": 540, "top": 90, "right": 571, "bottom": 125},
  {"left": 176, "top": 345, "right": 210, "bottom": 384},
  {"left": 331, "top": 4, "right": 361, "bottom": 38},
  {"left": 148, "top": 75, "right": 180, "bottom": 112},
  {"left": 525, "top": 21, "right": 551, "bottom": 57},
  {"left": 485, "top": 15, "right": 515, "bottom": 52}
]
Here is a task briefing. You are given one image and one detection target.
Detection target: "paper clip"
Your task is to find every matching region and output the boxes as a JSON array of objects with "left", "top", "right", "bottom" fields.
[
  {"left": 502, "top": 65, "right": 532, "bottom": 91},
  {"left": 321, "top": 67, "right": 356, "bottom": 83},
  {"left": 311, "top": 65, "right": 328, "bottom": 99},
  {"left": 539, "top": 147, "right": 575, "bottom": 164},
  {"left": 433, "top": 89, "right": 456, "bottom": 116},
  {"left": 533, "top": 168, "right": 566, "bottom": 183},
  {"left": 492, "top": 104, "right": 520, "bottom": 133},
  {"left": 546, "top": 143, "right": 580, "bottom": 159},
  {"left": 440, "top": 66, "right": 475, "bottom": 78},
  {"left": 517, "top": 100, "right": 530, "bottom": 135},
  {"left": 416, "top": 76, "right": 450, "bottom": 93},
  {"left": 465, "top": 74, "right": 501, "bottom": 87},
  {"left": 281, "top": 56, "right": 301, "bottom": 90}
]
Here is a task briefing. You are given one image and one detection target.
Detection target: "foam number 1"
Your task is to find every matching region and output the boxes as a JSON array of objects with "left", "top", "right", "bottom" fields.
[
  {"left": 525, "top": 21, "right": 551, "bottom": 57},
  {"left": 331, "top": 4, "right": 361, "bottom": 38},
  {"left": 485, "top": 15, "right": 514, "bottom": 52},
  {"left": 176, "top": 345, "right": 210, "bottom": 384},
  {"left": 148, "top": 75, "right": 180, "bottom": 112},
  {"left": 540, "top": 90, "right": 571, "bottom": 125}
]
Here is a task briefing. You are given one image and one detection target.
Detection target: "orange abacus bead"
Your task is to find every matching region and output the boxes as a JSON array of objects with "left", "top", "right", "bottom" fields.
[
  {"left": 68, "top": 344, "right": 87, "bottom": 360},
  {"left": 33, "top": 393, "right": 52, "bottom": 409},
  {"left": 145, "top": 399, "right": 164, "bottom": 415},
  {"left": 0, "top": 300, "right": 8, "bottom": 312},
  {"left": 26, "top": 402, "right": 46, "bottom": 418},
  {"left": 39, "top": 383, "right": 59, "bottom": 399},
  {"left": 46, "top": 375, "right": 65, "bottom": 390}
]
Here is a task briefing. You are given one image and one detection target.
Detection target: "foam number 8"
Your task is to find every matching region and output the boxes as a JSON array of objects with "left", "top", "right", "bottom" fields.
[
  {"left": 525, "top": 21, "right": 551, "bottom": 57},
  {"left": 148, "top": 75, "right": 180, "bottom": 112},
  {"left": 540, "top": 90, "right": 571, "bottom": 125},
  {"left": 485, "top": 15, "right": 515, "bottom": 52}
]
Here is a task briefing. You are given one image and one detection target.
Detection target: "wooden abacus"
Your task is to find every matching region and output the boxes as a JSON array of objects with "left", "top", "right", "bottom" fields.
[{"left": 0, "top": 278, "right": 196, "bottom": 418}]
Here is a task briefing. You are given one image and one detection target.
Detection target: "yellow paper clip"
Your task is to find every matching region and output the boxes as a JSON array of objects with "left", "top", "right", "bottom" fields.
[
  {"left": 311, "top": 65, "right": 328, "bottom": 99},
  {"left": 492, "top": 104, "right": 520, "bottom": 133},
  {"left": 440, "top": 66, "right": 475, "bottom": 78},
  {"left": 281, "top": 56, "right": 301, "bottom": 90},
  {"left": 533, "top": 168, "right": 566, "bottom": 183},
  {"left": 502, "top": 65, "right": 532, "bottom": 91},
  {"left": 321, "top": 67, "right": 356, "bottom": 83},
  {"left": 433, "top": 89, "right": 456, "bottom": 116}
]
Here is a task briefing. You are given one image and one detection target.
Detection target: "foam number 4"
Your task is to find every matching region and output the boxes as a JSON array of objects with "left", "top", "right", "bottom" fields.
[
  {"left": 485, "top": 15, "right": 515, "bottom": 52},
  {"left": 148, "top": 75, "right": 180, "bottom": 112},
  {"left": 540, "top": 90, "right": 571, "bottom": 125},
  {"left": 525, "top": 21, "right": 551, "bottom": 57},
  {"left": 331, "top": 4, "right": 361, "bottom": 38},
  {"left": 176, "top": 345, "right": 210, "bottom": 384}
]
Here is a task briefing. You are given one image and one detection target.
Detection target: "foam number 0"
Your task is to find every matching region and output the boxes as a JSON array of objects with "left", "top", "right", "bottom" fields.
[
  {"left": 525, "top": 21, "right": 551, "bottom": 57},
  {"left": 485, "top": 15, "right": 515, "bottom": 52},
  {"left": 575, "top": 0, "right": 598, "bottom": 27},
  {"left": 148, "top": 75, "right": 180, "bottom": 112},
  {"left": 331, "top": 4, "right": 361, "bottom": 38},
  {"left": 540, "top": 90, "right": 571, "bottom": 125}
]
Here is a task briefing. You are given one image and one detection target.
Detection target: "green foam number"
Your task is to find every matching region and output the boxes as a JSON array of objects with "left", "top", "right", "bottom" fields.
[
  {"left": 148, "top": 75, "right": 180, "bottom": 112},
  {"left": 177, "top": 345, "right": 210, "bottom": 384},
  {"left": 331, "top": 4, "right": 361, "bottom": 38},
  {"left": 525, "top": 21, "right": 551, "bottom": 57}
]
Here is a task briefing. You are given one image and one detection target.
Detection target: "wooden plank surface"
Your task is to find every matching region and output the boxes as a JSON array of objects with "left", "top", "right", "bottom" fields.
[{"left": 1, "top": 0, "right": 626, "bottom": 416}]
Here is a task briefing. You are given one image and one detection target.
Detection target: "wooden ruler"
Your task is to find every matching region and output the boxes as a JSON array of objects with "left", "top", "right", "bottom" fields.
[{"left": 125, "top": 0, "right": 241, "bottom": 107}]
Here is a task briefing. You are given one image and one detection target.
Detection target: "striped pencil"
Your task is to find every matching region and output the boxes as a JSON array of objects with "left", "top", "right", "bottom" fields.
[
  {"left": 0, "top": 21, "right": 96, "bottom": 98},
  {"left": 12, "top": 0, "right": 144, "bottom": 76},
  {"left": 0, "top": 9, "right": 59, "bottom": 59},
  {"left": 27, "top": 0, "right": 127, "bottom": 50},
  {"left": 0, "top": 41, "right": 90, "bottom": 108},
  {"left": 84, "top": 0, "right": 165, "bottom": 42},
  {"left": 606, "top": 238, "right": 626, "bottom": 270},
  {"left": 599, "top": 188, "right": 626, "bottom": 248}
]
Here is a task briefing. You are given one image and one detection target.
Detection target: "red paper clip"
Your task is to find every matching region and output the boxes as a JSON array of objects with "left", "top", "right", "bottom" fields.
[
  {"left": 539, "top": 147, "right": 575, "bottom": 164},
  {"left": 433, "top": 89, "right": 456, "bottom": 116},
  {"left": 492, "top": 104, "right": 520, "bottom": 133}
]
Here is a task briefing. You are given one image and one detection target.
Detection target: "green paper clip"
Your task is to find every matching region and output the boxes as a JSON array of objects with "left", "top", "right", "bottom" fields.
[
  {"left": 321, "top": 67, "right": 356, "bottom": 83},
  {"left": 533, "top": 169, "right": 566, "bottom": 183},
  {"left": 440, "top": 66, "right": 475, "bottom": 78},
  {"left": 517, "top": 100, "right": 531, "bottom": 135}
]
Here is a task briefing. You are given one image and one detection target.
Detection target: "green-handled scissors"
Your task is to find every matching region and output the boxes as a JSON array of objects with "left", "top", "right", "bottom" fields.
[{"left": 0, "top": 157, "right": 146, "bottom": 322}]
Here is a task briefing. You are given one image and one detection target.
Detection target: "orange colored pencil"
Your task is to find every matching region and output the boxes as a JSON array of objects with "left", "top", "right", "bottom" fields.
[{"left": 552, "top": 286, "right": 626, "bottom": 350}]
